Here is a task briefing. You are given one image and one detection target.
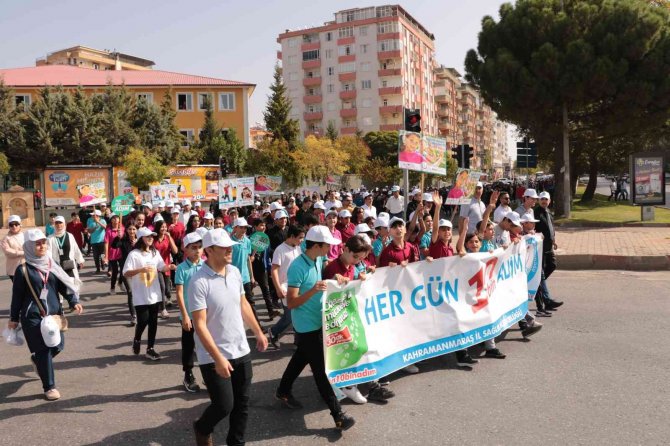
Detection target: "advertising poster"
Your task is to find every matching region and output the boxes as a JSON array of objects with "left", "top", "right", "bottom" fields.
[
  {"left": 631, "top": 154, "right": 666, "bottom": 205},
  {"left": 44, "top": 168, "right": 110, "bottom": 207},
  {"left": 398, "top": 131, "right": 447, "bottom": 175},
  {"left": 112, "top": 167, "right": 137, "bottom": 196},
  {"left": 254, "top": 175, "right": 282, "bottom": 194},
  {"left": 236, "top": 177, "right": 255, "bottom": 207},
  {"left": 218, "top": 177, "right": 255, "bottom": 209},
  {"left": 446, "top": 169, "right": 485, "bottom": 205},
  {"left": 149, "top": 184, "right": 179, "bottom": 204},
  {"left": 166, "top": 166, "right": 220, "bottom": 201},
  {"left": 324, "top": 237, "right": 532, "bottom": 388}
]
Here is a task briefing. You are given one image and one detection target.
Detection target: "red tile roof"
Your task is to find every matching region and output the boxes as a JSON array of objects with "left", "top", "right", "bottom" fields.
[{"left": 0, "top": 65, "right": 255, "bottom": 89}]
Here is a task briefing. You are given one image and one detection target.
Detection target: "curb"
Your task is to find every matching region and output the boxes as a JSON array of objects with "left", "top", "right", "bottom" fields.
[
  {"left": 557, "top": 254, "right": 670, "bottom": 271},
  {"left": 555, "top": 222, "right": 670, "bottom": 228}
]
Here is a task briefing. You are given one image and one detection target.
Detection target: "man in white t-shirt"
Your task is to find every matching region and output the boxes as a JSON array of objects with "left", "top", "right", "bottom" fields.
[
  {"left": 267, "top": 225, "right": 306, "bottom": 348},
  {"left": 180, "top": 199, "right": 198, "bottom": 227},
  {"left": 493, "top": 191, "right": 512, "bottom": 223},
  {"left": 361, "top": 192, "right": 377, "bottom": 219},
  {"left": 386, "top": 185, "right": 405, "bottom": 218},
  {"left": 324, "top": 191, "right": 341, "bottom": 212},
  {"left": 459, "top": 182, "right": 486, "bottom": 234}
]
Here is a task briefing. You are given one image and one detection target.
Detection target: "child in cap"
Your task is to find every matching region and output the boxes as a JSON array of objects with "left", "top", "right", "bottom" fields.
[{"left": 428, "top": 191, "right": 455, "bottom": 259}]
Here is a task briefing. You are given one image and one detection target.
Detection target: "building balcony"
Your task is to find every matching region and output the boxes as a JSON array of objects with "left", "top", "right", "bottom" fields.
[
  {"left": 337, "top": 36, "right": 355, "bottom": 45},
  {"left": 339, "top": 90, "right": 357, "bottom": 100},
  {"left": 377, "top": 32, "right": 401, "bottom": 41},
  {"left": 277, "top": 50, "right": 282, "bottom": 60},
  {"left": 301, "top": 41, "right": 320, "bottom": 51},
  {"left": 340, "top": 108, "right": 358, "bottom": 118},
  {"left": 304, "top": 130, "right": 323, "bottom": 138},
  {"left": 302, "top": 59, "right": 321, "bottom": 69},
  {"left": 303, "top": 77, "right": 322, "bottom": 87},
  {"left": 338, "top": 54, "right": 356, "bottom": 63},
  {"left": 303, "top": 95, "right": 322, "bottom": 104},
  {"left": 378, "top": 86, "right": 402, "bottom": 95},
  {"left": 378, "top": 50, "right": 401, "bottom": 59},
  {"left": 379, "top": 105, "right": 402, "bottom": 114},
  {"left": 435, "top": 94, "right": 448, "bottom": 102},
  {"left": 304, "top": 111, "right": 323, "bottom": 121},
  {"left": 340, "top": 126, "right": 358, "bottom": 134},
  {"left": 378, "top": 68, "right": 401, "bottom": 77},
  {"left": 338, "top": 72, "right": 356, "bottom": 82},
  {"left": 380, "top": 123, "right": 402, "bottom": 131},
  {"left": 437, "top": 108, "right": 449, "bottom": 117}
]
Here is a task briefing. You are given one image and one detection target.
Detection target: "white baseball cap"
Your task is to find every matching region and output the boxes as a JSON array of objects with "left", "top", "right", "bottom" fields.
[
  {"left": 204, "top": 212, "right": 214, "bottom": 220},
  {"left": 422, "top": 192, "right": 434, "bottom": 202},
  {"left": 523, "top": 188, "right": 539, "bottom": 199},
  {"left": 143, "top": 202, "right": 153, "bottom": 209},
  {"left": 99, "top": 202, "right": 107, "bottom": 207},
  {"left": 153, "top": 214, "right": 164, "bottom": 223},
  {"left": 354, "top": 223, "right": 373, "bottom": 235},
  {"left": 182, "top": 199, "right": 192, "bottom": 206},
  {"left": 305, "top": 226, "right": 342, "bottom": 245},
  {"left": 203, "top": 228, "right": 239, "bottom": 249},
  {"left": 233, "top": 217, "right": 249, "bottom": 227},
  {"left": 158, "top": 201, "right": 166, "bottom": 208},
  {"left": 377, "top": 212, "right": 390, "bottom": 220},
  {"left": 194, "top": 201, "right": 202, "bottom": 207},
  {"left": 359, "top": 233, "right": 372, "bottom": 245},
  {"left": 506, "top": 211, "right": 522, "bottom": 227},
  {"left": 137, "top": 227, "right": 157, "bottom": 238},
  {"left": 54, "top": 216, "right": 65, "bottom": 224},
  {"left": 375, "top": 216, "right": 389, "bottom": 228},
  {"left": 8, "top": 215, "right": 21, "bottom": 224},
  {"left": 438, "top": 219, "right": 453, "bottom": 228},
  {"left": 26, "top": 229, "right": 47, "bottom": 242},
  {"left": 389, "top": 217, "right": 405, "bottom": 227},
  {"left": 40, "top": 313, "right": 61, "bottom": 347},
  {"left": 274, "top": 209, "right": 289, "bottom": 220},
  {"left": 171, "top": 206, "right": 181, "bottom": 214},
  {"left": 539, "top": 191, "right": 551, "bottom": 200},
  {"left": 476, "top": 182, "right": 484, "bottom": 188},
  {"left": 165, "top": 200, "right": 174, "bottom": 207},
  {"left": 391, "top": 185, "right": 400, "bottom": 192},
  {"left": 196, "top": 227, "right": 209, "bottom": 237},
  {"left": 520, "top": 214, "right": 540, "bottom": 223},
  {"left": 411, "top": 188, "right": 422, "bottom": 196},
  {"left": 269, "top": 202, "right": 285, "bottom": 212},
  {"left": 361, "top": 192, "right": 370, "bottom": 198},
  {"left": 326, "top": 209, "right": 338, "bottom": 217},
  {"left": 363, "top": 210, "right": 375, "bottom": 219},
  {"left": 338, "top": 209, "right": 352, "bottom": 218},
  {"left": 313, "top": 202, "right": 326, "bottom": 210},
  {"left": 93, "top": 210, "right": 102, "bottom": 216},
  {"left": 182, "top": 232, "right": 202, "bottom": 247}
]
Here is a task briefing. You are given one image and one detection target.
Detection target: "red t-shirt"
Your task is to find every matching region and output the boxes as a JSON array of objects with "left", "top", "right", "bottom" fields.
[
  {"left": 66, "top": 221, "right": 85, "bottom": 248},
  {"left": 429, "top": 239, "right": 454, "bottom": 259},
  {"left": 323, "top": 257, "right": 355, "bottom": 280},
  {"left": 336, "top": 222, "right": 355, "bottom": 243},
  {"left": 168, "top": 222, "right": 185, "bottom": 248},
  {"left": 153, "top": 236, "right": 172, "bottom": 271},
  {"left": 379, "top": 241, "right": 419, "bottom": 267}
]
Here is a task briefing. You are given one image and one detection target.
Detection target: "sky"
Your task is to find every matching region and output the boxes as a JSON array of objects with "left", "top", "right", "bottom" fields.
[{"left": 0, "top": 0, "right": 513, "bottom": 128}]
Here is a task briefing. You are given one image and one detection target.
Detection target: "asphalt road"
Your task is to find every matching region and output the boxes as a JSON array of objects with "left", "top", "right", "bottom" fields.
[{"left": 1, "top": 262, "right": 669, "bottom": 445}]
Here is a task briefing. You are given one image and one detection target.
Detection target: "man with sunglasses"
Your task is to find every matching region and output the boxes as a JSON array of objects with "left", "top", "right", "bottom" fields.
[
  {"left": 493, "top": 191, "right": 513, "bottom": 224},
  {"left": 1, "top": 215, "right": 25, "bottom": 282}
]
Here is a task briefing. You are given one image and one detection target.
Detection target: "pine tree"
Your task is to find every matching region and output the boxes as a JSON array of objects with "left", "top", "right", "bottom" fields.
[
  {"left": 264, "top": 64, "right": 300, "bottom": 148},
  {"left": 197, "top": 95, "right": 220, "bottom": 163},
  {"left": 325, "top": 121, "right": 338, "bottom": 142},
  {"left": 0, "top": 80, "right": 24, "bottom": 166}
]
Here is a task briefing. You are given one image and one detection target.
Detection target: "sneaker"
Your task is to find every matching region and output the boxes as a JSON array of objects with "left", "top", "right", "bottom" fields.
[
  {"left": 518, "top": 320, "right": 528, "bottom": 330},
  {"left": 484, "top": 348, "right": 507, "bottom": 359},
  {"left": 268, "top": 310, "right": 281, "bottom": 321},
  {"left": 119, "top": 282, "right": 126, "bottom": 292},
  {"left": 183, "top": 372, "right": 201, "bottom": 393},
  {"left": 275, "top": 390, "right": 303, "bottom": 409},
  {"left": 333, "top": 412, "right": 355, "bottom": 430},
  {"left": 522, "top": 322, "right": 543, "bottom": 338},
  {"left": 130, "top": 316, "right": 137, "bottom": 327},
  {"left": 341, "top": 386, "right": 367, "bottom": 404},
  {"left": 403, "top": 364, "right": 420, "bottom": 374},
  {"left": 132, "top": 339, "right": 141, "bottom": 355},
  {"left": 367, "top": 385, "right": 395, "bottom": 402},
  {"left": 267, "top": 327, "right": 280, "bottom": 349},
  {"left": 166, "top": 300, "right": 174, "bottom": 308},
  {"left": 110, "top": 287, "right": 116, "bottom": 295},
  {"left": 193, "top": 421, "right": 213, "bottom": 446},
  {"left": 45, "top": 388, "right": 61, "bottom": 401},
  {"left": 456, "top": 354, "right": 479, "bottom": 367},
  {"left": 145, "top": 348, "right": 162, "bottom": 361},
  {"left": 160, "top": 309, "right": 169, "bottom": 319},
  {"left": 535, "top": 310, "right": 552, "bottom": 317},
  {"left": 545, "top": 301, "right": 564, "bottom": 310}
]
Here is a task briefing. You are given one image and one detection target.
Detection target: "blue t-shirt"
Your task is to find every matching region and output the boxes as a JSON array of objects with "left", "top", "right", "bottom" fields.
[
  {"left": 231, "top": 234, "right": 252, "bottom": 284},
  {"left": 87, "top": 218, "right": 107, "bottom": 244},
  {"left": 45, "top": 223, "right": 55, "bottom": 236},
  {"left": 372, "top": 236, "right": 391, "bottom": 258},
  {"left": 419, "top": 231, "right": 432, "bottom": 259},
  {"left": 175, "top": 258, "right": 204, "bottom": 320},
  {"left": 287, "top": 253, "right": 326, "bottom": 333},
  {"left": 354, "top": 261, "right": 367, "bottom": 279},
  {"left": 480, "top": 239, "right": 498, "bottom": 252}
]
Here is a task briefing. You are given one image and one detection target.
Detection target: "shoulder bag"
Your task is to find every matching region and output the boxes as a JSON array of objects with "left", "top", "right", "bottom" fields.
[{"left": 22, "top": 264, "right": 69, "bottom": 333}]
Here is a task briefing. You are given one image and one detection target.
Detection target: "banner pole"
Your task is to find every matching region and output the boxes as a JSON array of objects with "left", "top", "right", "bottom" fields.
[
  {"left": 420, "top": 172, "right": 425, "bottom": 194},
  {"left": 403, "top": 168, "right": 409, "bottom": 214}
]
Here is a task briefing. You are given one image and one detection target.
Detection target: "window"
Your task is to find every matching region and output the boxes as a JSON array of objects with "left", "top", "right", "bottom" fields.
[
  {"left": 93, "top": 63, "right": 100, "bottom": 70},
  {"left": 361, "top": 98, "right": 372, "bottom": 108},
  {"left": 327, "top": 67, "right": 335, "bottom": 76},
  {"left": 176, "top": 93, "right": 193, "bottom": 111},
  {"left": 361, "top": 62, "right": 370, "bottom": 72},
  {"left": 359, "top": 26, "right": 368, "bottom": 36},
  {"left": 361, "top": 80, "right": 372, "bottom": 90},
  {"left": 327, "top": 84, "right": 335, "bottom": 93},
  {"left": 339, "top": 62, "right": 356, "bottom": 73},
  {"left": 360, "top": 44, "right": 368, "bottom": 54},
  {"left": 15, "top": 94, "right": 31, "bottom": 107},
  {"left": 343, "top": 83, "right": 355, "bottom": 91},
  {"left": 377, "top": 21, "right": 399, "bottom": 34},
  {"left": 339, "top": 26, "right": 353, "bottom": 38},
  {"left": 288, "top": 55, "right": 297, "bottom": 65},
  {"left": 302, "top": 49, "right": 320, "bottom": 61},
  {"left": 219, "top": 93, "right": 235, "bottom": 111},
  {"left": 325, "top": 49, "right": 333, "bottom": 59},
  {"left": 197, "top": 93, "right": 213, "bottom": 111},
  {"left": 376, "top": 5, "right": 392, "bottom": 17},
  {"left": 327, "top": 102, "right": 336, "bottom": 111},
  {"left": 288, "top": 72, "right": 298, "bottom": 81},
  {"left": 326, "top": 32, "right": 332, "bottom": 41},
  {"left": 179, "top": 129, "right": 194, "bottom": 147},
  {"left": 288, "top": 38, "right": 298, "bottom": 48},
  {"left": 383, "top": 98, "right": 388, "bottom": 106},
  {"left": 307, "top": 104, "right": 321, "bottom": 113},
  {"left": 136, "top": 93, "right": 154, "bottom": 104},
  {"left": 378, "top": 40, "right": 400, "bottom": 52},
  {"left": 382, "top": 80, "right": 388, "bottom": 87},
  {"left": 338, "top": 45, "right": 354, "bottom": 56}
]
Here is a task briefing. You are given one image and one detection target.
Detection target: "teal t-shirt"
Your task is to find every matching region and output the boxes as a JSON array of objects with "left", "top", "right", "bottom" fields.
[
  {"left": 372, "top": 236, "right": 391, "bottom": 258},
  {"left": 174, "top": 258, "right": 204, "bottom": 320},
  {"left": 87, "top": 218, "right": 107, "bottom": 244},
  {"left": 231, "top": 234, "right": 252, "bottom": 284},
  {"left": 480, "top": 239, "right": 498, "bottom": 252},
  {"left": 287, "top": 253, "right": 326, "bottom": 333},
  {"left": 45, "top": 223, "right": 55, "bottom": 236}
]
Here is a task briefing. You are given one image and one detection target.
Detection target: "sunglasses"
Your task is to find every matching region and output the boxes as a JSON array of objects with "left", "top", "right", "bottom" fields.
[{"left": 9, "top": 222, "right": 20, "bottom": 227}]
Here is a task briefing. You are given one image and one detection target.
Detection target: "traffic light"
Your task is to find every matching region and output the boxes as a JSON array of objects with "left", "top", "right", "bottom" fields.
[
  {"left": 404, "top": 108, "right": 421, "bottom": 133},
  {"left": 451, "top": 146, "right": 463, "bottom": 168},
  {"left": 219, "top": 157, "right": 229, "bottom": 177},
  {"left": 464, "top": 145, "right": 474, "bottom": 169}
]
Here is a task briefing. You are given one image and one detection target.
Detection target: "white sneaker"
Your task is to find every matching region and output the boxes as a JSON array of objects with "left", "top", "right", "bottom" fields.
[
  {"left": 403, "top": 364, "right": 420, "bottom": 374},
  {"left": 160, "top": 309, "right": 169, "bottom": 319},
  {"left": 341, "top": 386, "right": 367, "bottom": 404}
]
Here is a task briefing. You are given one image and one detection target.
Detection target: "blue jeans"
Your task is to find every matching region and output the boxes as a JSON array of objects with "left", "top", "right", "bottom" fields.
[{"left": 270, "top": 303, "right": 292, "bottom": 338}]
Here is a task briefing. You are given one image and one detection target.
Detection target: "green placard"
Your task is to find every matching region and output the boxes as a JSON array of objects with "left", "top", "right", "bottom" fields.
[
  {"left": 250, "top": 231, "right": 270, "bottom": 253},
  {"left": 111, "top": 193, "right": 136, "bottom": 217}
]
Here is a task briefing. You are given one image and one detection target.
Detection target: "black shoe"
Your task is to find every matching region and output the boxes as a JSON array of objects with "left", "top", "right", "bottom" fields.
[
  {"left": 132, "top": 339, "right": 141, "bottom": 355},
  {"left": 271, "top": 298, "right": 282, "bottom": 309},
  {"left": 333, "top": 412, "right": 355, "bottom": 430},
  {"left": 535, "top": 310, "right": 552, "bottom": 317},
  {"left": 267, "top": 327, "right": 280, "bottom": 349},
  {"left": 145, "top": 348, "right": 162, "bottom": 361},
  {"left": 484, "top": 348, "right": 507, "bottom": 359},
  {"left": 456, "top": 353, "right": 479, "bottom": 367},
  {"left": 183, "top": 372, "right": 201, "bottom": 393},
  {"left": 522, "top": 323, "right": 543, "bottom": 338},
  {"left": 518, "top": 321, "right": 528, "bottom": 330},
  {"left": 166, "top": 301, "right": 174, "bottom": 308},
  {"left": 546, "top": 301, "right": 564, "bottom": 310},
  {"left": 275, "top": 390, "right": 302, "bottom": 409},
  {"left": 367, "top": 385, "right": 395, "bottom": 402}
]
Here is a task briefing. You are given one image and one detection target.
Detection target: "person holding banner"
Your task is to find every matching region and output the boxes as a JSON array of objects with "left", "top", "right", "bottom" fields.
[
  {"left": 275, "top": 226, "right": 355, "bottom": 431},
  {"left": 379, "top": 217, "right": 420, "bottom": 268},
  {"left": 324, "top": 210, "right": 343, "bottom": 261}
]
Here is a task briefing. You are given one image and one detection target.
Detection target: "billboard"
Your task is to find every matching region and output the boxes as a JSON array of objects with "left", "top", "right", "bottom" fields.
[
  {"left": 446, "top": 169, "right": 485, "bottom": 205},
  {"left": 113, "top": 166, "right": 220, "bottom": 201},
  {"left": 254, "top": 175, "right": 282, "bottom": 195},
  {"left": 398, "top": 131, "right": 447, "bottom": 175},
  {"left": 219, "top": 177, "right": 255, "bottom": 209},
  {"left": 630, "top": 153, "right": 666, "bottom": 206},
  {"left": 44, "top": 168, "right": 110, "bottom": 206}
]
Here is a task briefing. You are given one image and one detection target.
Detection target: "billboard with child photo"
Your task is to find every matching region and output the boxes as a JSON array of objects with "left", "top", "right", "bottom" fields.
[
  {"left": 446, "top": 169, "right": 485, "bottom": 205},
  {"left": 398, "top": 131, "right": 447, "bottom": 175}
]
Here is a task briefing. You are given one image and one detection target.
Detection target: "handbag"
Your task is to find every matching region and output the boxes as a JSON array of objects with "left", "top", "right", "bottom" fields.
[
  {"left": 61, "top": 259, "right": 76, "bottom": 271},
  {"left": 22, "top": 265, "right": 69, "bottom": 333}
]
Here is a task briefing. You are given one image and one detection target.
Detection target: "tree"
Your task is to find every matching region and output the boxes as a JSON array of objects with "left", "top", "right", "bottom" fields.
[
  {"left": 218, "top": 128, "right": 247, "bottom": 174},
  {"left": 0, "top": 80, "right": 24, "bottom": 165},
  {"left": 0, "top": 152, "right": 9, "bottom": 176},
  {"left": 335, "top": 135, "right": 370, "bottom": 174},
  {"left": 263, "top": 64, "right": 300, "bottom": 147},
  {"left": 123, "top": 147, "right": 167, "bottom": 191},
  {"left": 244, "top": 138, "right": 304, "bottom": 188},
  {"left": 131, "top": 95, "right": 182, "bottom": 163},
  {"left": 325, "top": 121, "right": 338, "bottom": 142},
  {"left": 92, "top": 84, "right": 139, "bottom": 164},
  {"left": 361, "top": 157, "right": 401, "bottom": 186},
  {"left": 159, "top": 91, "right": 185, "bottom": 162},
  {"left": 465, "top": 0, "right": 670, "bottom": 216},
  {"left": 363, "top": 131, "right": 399, "bottom": 165},
  {"left": 292, "top": 136, "right": 349, "bottom": 184}
]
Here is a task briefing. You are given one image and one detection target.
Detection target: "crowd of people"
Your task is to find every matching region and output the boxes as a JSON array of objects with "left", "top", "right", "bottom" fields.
[{"left": 3, "top": 184, "right": 564, "bottom": 445}]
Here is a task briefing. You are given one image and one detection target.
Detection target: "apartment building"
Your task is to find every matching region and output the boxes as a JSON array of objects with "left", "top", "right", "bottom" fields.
[
  {"left": 277, "top": 5, "right": 437, "bottom": 138},
  {"left": 36, "top": 45, "right": 154, "bottom": 71}
]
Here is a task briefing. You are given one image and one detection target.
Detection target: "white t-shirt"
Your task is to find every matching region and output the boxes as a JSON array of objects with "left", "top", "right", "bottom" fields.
[
  {"left": 460, "top": 198, "right": 486, "bottom": 233},
  {"left": 493, "top": 205, "right": 511, "bottom": 224},
  {"left": 362, "top": 204, "right": 377, "bottom": 218},
  {"left": 493, "top": 223, "right": 511, "bottom": 248},
  {"left": 188, "top": 264, "right": 250, "bottom": 363},
  {"left": 122, "top": 249, "right": 166, "bottom": 306},
  {"left": 324, "top": 200, "right": 342, "bottom": 211},
  {"left": 180, "top": 210, "right": 198, "bottom": 227},
  {"left": 386, "top": 195, "right": 404, "bottom": 214},
  {"left": 272, "top": 241, "right": 303, "bottom": 304}
]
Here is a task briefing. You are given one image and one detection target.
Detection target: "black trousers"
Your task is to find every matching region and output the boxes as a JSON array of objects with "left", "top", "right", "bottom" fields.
[
  {"left": 543, "top": 250, "right": 557, "bottom": 279},
  {"left": 195, "top": 354, "right": 252, "bottom": 444},
  {"left": 182, "top": 326, "right": 195, "bottom": 372},
  {"left": 243, "top": 282, "right": 259, "bottom": 322},
  {"left": 251, "top": 258, "right": 274, "bottom": 313},
  {"left": 91, "top": 242, "right": 105, "bottom": 271},
  {"left": 134, "top": 303, "right": 159, "bottom": 349},
  {"left": 278, "top": 329, "right": 341, "bottom": 417},
  {"left": 109, "top": 259, "right": 121, "bottom": 289}
]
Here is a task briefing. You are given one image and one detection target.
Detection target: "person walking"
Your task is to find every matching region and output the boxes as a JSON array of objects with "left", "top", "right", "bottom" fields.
[
  {"left": 104, "top": 215, "right": 123, "bottom": 294},
  {"left": 8, "top": 229, "right": 84, "bottom": 401},
  {"left": 114, "top": 222, "right": 138, "bottom": 326},
  {"left": 1, "top": 215, "right": 25, "bottom": 282},
  {"left": 86, "top": 210, "right": 107, "bottom": 273},
  {"left": 189, "top": 228, "right": 268, "bottom": 446},
  {"left": 47, "top": 216, "right": 84, "bottom": 281}
]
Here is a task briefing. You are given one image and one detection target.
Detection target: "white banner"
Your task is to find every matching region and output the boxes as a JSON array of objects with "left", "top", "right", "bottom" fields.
[{"left": 323, "top": 237, "right": 535, "bottom": 388}]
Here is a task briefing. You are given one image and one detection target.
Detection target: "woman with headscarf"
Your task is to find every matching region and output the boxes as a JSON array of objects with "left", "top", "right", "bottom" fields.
[
  {"left": 7, "top": 229, "right": 84, "bottom": 401},
  {"left": 47, "top": 216, "right": 85, "bottom": 282}
]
